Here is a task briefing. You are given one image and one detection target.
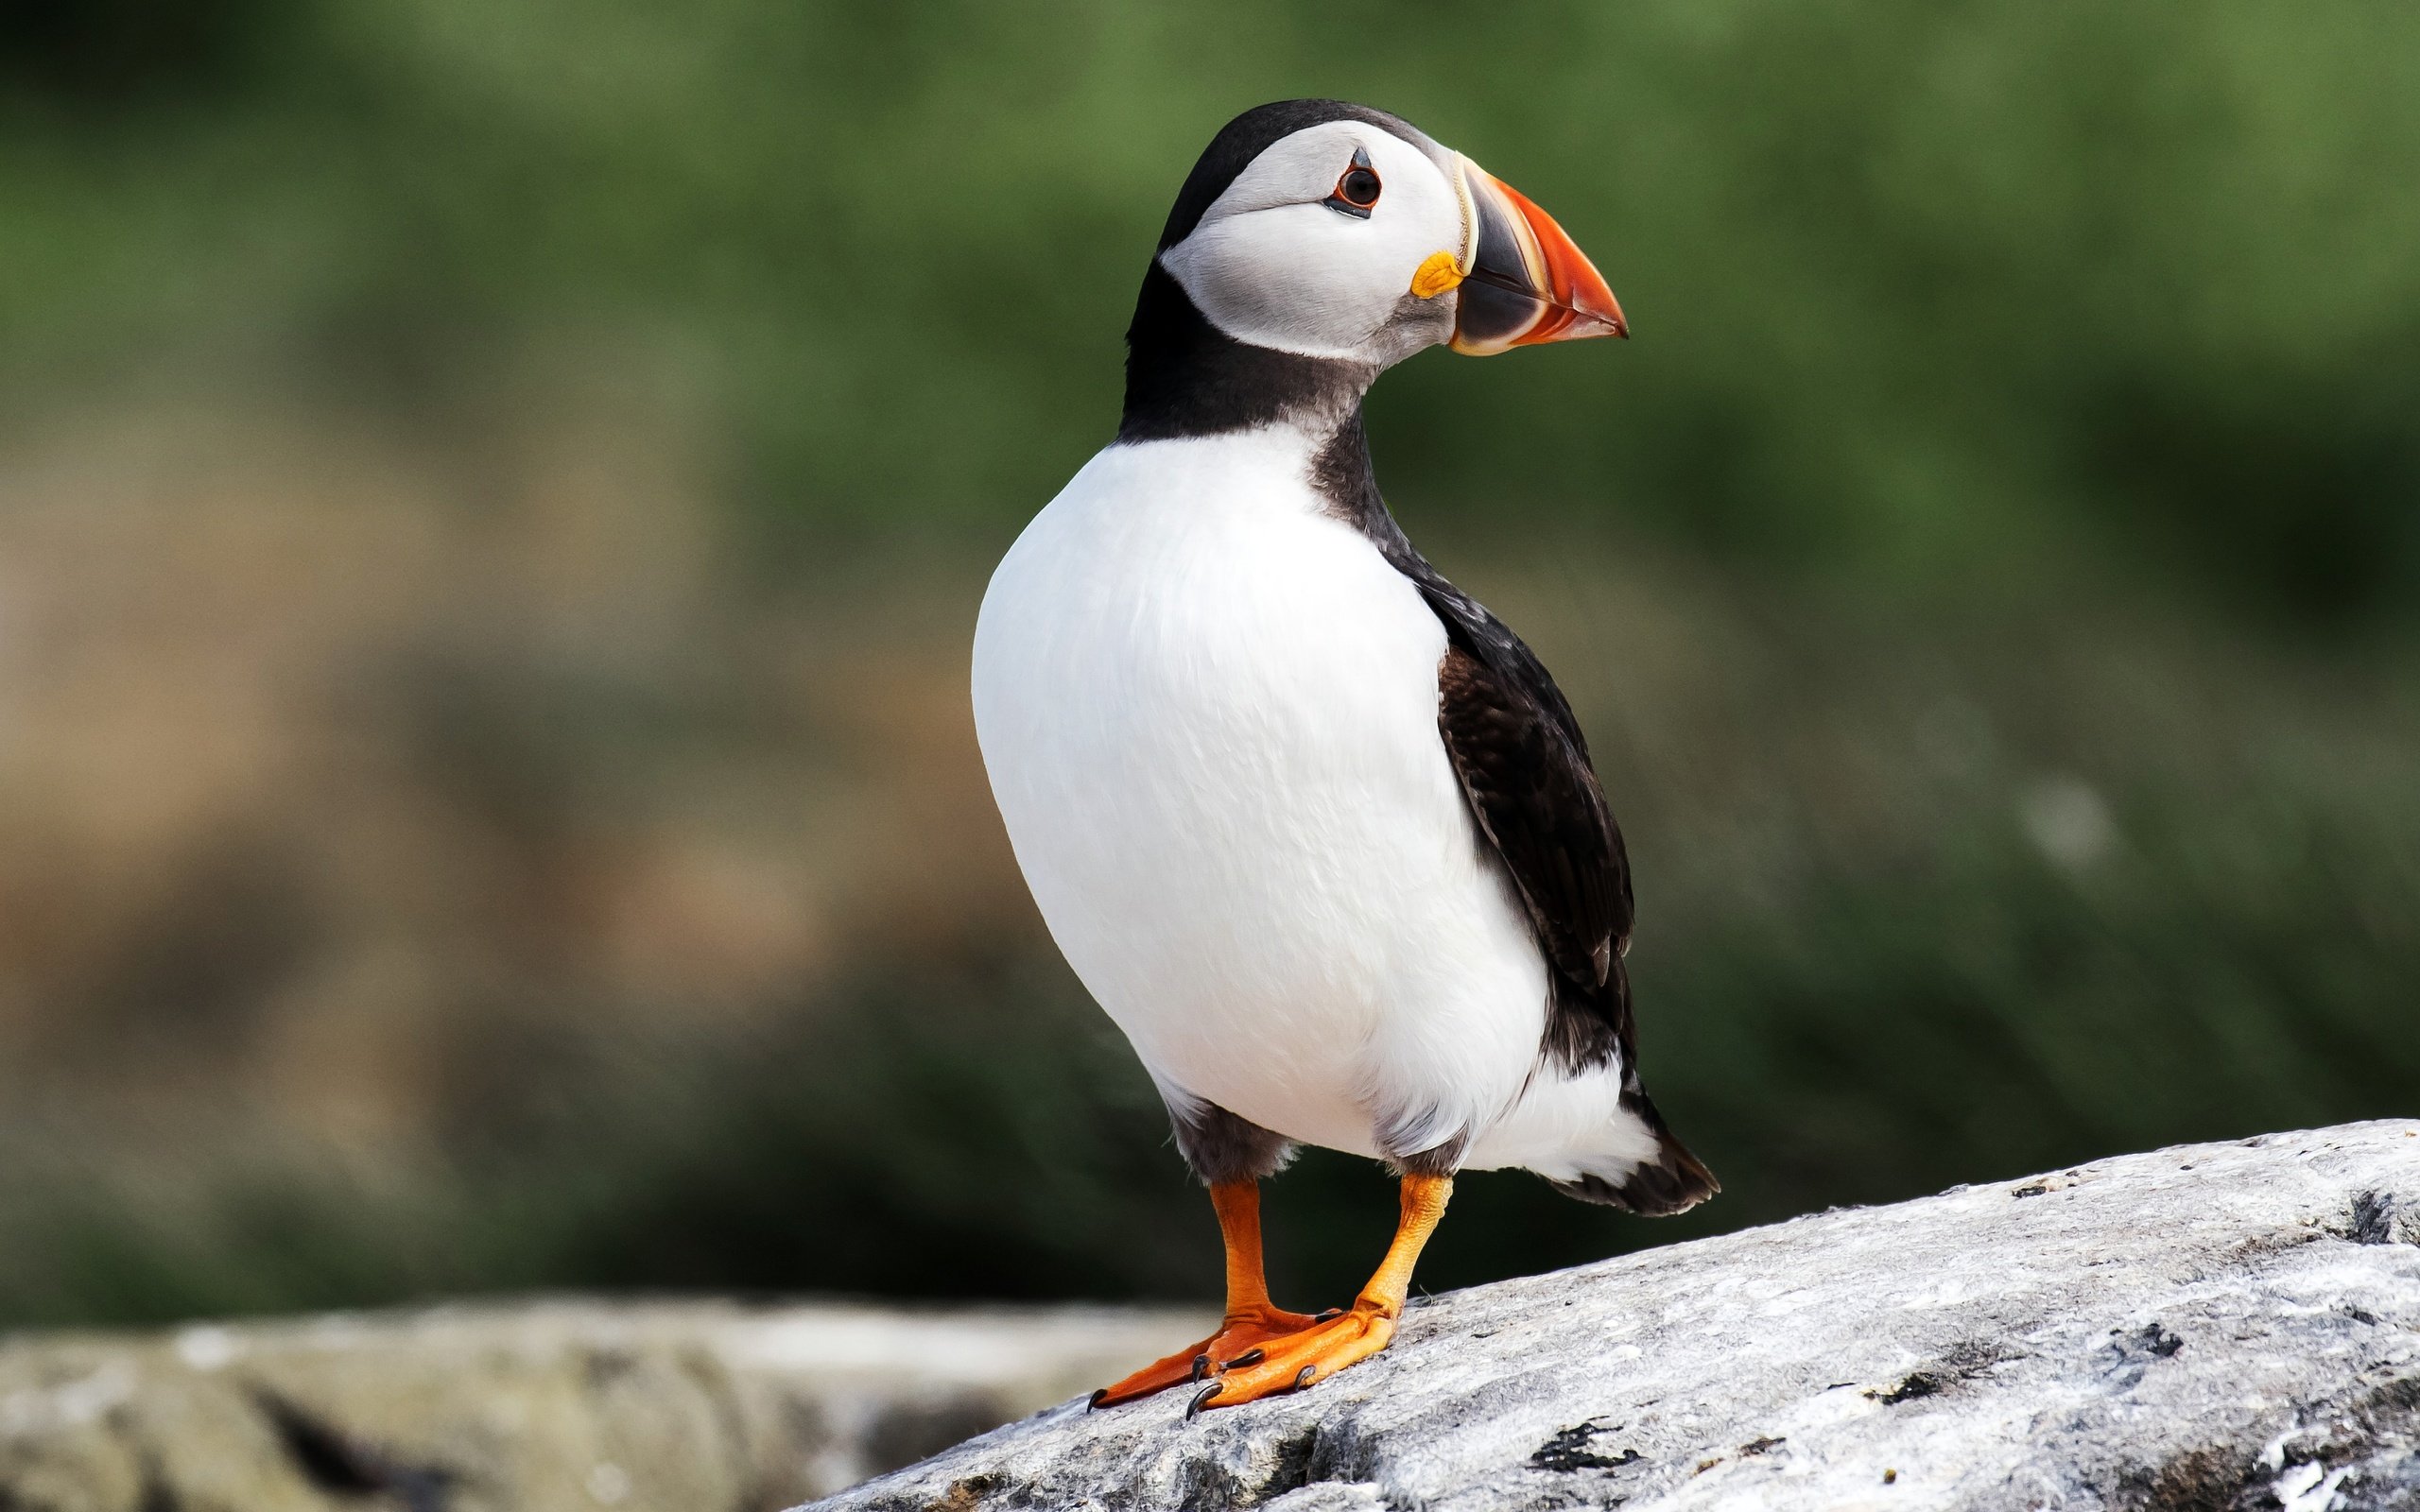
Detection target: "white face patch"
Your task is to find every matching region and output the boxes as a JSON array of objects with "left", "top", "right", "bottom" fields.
[{"left": 1158, "top": 121, "right": 1468, "bottom": 364}]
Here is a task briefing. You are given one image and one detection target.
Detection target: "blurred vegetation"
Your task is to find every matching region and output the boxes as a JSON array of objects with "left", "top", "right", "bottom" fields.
[
  {"left": 0, "top": 0, "right": 2415, "bottom": 1329},
  {"left": 8, "top": 0, "right": 2420, "bottom": 618}
]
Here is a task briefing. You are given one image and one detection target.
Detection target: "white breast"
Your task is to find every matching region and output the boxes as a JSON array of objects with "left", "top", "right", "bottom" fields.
[{"left": 971, "top": 430, "right": 1552, "bottom": 1161}]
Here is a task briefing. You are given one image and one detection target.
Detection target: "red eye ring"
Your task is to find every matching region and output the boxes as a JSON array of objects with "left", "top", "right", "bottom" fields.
[{"left": 1326, "top": 146, "right": 1381, "bottom": 218}]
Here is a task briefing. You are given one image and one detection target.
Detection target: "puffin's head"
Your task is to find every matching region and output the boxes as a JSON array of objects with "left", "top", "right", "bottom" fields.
[{"left": 1149, "top": 99, "right": 1625, "bottom": 375}]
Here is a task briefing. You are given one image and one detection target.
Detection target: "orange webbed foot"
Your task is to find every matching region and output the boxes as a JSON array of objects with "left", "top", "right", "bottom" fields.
[
  {"left": 1184, "top": 1299, "right": 1398, "bottom": 1414},
  {"left": 1099, "top": 1172, "right": 1449, "bottom": 1415},
  {"left": 1090, "top": 1303, "right": 1324, "bottom": 1408}
]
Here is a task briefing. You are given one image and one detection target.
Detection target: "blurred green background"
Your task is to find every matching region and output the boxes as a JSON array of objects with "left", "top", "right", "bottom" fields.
[{"left": 0, "top": 0, "right": 2415, "bottom": 1330}]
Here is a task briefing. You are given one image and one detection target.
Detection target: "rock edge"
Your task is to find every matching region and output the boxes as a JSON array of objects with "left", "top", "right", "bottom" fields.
[{"left": 809, "top": 1121, "right": 2420, "bottom": 1512}]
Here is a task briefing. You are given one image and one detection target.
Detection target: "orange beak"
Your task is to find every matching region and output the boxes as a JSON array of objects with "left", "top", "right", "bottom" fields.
[{"left": 1448, "top": 158, "right": 1627, "bottom": 356}]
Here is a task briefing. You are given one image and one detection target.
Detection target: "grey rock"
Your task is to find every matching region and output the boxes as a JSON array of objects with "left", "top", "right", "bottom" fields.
[
  {"left": 810, "top": 1121, "right": 2420, "bottom": 1512},
  {"left": 0, "top": 1297, "right": 1210, "bottom": 1510}
]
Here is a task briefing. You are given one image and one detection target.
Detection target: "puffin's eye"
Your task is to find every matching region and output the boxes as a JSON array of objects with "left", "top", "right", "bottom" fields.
[{"left": 1326, "top": 147, "right": 1381, "bottom": 218}]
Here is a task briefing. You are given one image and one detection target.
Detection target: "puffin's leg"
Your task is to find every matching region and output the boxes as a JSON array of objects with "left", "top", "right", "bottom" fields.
[
  {"left": 1091, "top": 1180, "right": 1320, "bottom": 1407},
  {"left": 1188, "top": 1173, "right": 1450, "bottom": 1413}
]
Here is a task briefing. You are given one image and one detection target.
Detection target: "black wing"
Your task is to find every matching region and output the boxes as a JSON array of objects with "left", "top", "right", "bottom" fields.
[
  {"left": 1422, "top": 580, "right": 1636, "bottom": 1074},
  {"left": 1305, "top": 418, "right": 1635, "bottom": 1072},
  {"left": 1306, "top": 415, "right": 1714, "bottom": 1211},
  {"left": 1426, "top": 589, "right": 1723, "bottom": 1213}
]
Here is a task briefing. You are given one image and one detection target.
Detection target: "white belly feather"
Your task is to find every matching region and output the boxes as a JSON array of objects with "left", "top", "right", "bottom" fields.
[{"left": 973, "top": 431, "right": 1614, "bottom": 1172}]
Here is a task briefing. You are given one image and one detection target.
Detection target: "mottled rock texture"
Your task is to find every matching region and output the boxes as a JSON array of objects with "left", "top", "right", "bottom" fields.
[
  {"left": 815, "top": 1122, "right": 2420, "bottom": 1512},
  {"left": 0, "top": 1299, "right": 1207, "bottom": 1510}
]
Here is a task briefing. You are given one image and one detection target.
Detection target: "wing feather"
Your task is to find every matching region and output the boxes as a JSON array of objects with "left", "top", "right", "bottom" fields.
[{"left": 1422, "top": 586, "right": 1635, "bottom": 1072}]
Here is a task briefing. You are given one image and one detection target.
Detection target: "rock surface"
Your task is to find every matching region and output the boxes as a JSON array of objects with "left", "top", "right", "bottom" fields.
[
  {"left": 814, "top": 1122, "right": 2420, "bottom": 1512},
  {"left": 0, "top": 1297, "right": 1208, "bottom": 1510}
]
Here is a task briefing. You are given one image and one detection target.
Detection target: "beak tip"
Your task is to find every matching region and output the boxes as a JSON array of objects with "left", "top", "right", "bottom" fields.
[
  {"left": 1589, "top": 286, "right": 1628, "bottom": 342},
  {"left": 1599, "top": 293, "right": 1629, "bottom": 341}
]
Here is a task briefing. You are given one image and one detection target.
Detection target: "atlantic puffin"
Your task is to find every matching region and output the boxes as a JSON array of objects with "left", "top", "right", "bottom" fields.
[{"left": 972, "top": 99, "right": 1717, "bottom": 1414}]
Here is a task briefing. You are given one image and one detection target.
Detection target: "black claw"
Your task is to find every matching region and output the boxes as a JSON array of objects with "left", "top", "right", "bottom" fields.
[
  {"left": 1292, "top": 1365, "right": 1317, "bottom": 1389},
  {"left": 1189, "top": 1353, "right": 1211, "bottom": 1383},
  {"left": 1187, "top": 1383, "right": 1223, "bottom": 1419},
  {"left": 1087, "top": 1388, "right": 1108, "bottom": 1411},
  {"left": 1225, "top": 1348, "right": 1265, "bottom": 1368},
  {"left": 1314, "top": 1308, "right": 1345, "bottom": 1322}
]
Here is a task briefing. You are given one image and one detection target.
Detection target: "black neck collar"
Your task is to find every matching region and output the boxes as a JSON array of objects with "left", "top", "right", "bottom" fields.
[{"left": 1115, "top": 264, "right": 1374, "bottom": 442}]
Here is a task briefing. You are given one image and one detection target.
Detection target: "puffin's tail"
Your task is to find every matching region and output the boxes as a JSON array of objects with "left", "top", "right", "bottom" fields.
[{"left": 1550, "top": 1091, "right": 1719, "bottom": 1216}]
